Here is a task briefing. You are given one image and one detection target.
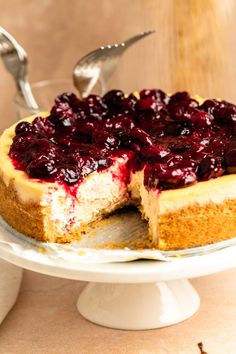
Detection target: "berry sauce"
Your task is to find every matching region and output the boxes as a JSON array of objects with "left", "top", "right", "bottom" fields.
[{"left": 9, "top": 90, "right": 236, "bottom": 191}]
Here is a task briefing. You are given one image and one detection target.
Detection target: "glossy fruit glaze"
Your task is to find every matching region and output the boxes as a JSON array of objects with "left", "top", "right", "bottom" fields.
[{"left": 9, "top": 89, "right": 236, "bottom": 190}]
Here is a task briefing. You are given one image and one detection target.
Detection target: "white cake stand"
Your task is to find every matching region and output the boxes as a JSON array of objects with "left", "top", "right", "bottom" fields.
[{"left": 0, "top": 234, "right": 236, "bottom": 330}]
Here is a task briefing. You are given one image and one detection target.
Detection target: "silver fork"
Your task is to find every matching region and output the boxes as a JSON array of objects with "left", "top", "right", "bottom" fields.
[
  {"left": 73, "top": 30, "right": 155, "bottom": 98},
  {"left": 0, "top": 27, "right": 39, "bottom": 112}
]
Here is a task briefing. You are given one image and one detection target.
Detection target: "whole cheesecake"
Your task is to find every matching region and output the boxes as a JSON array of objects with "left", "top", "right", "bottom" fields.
[{"left": 1, "top": 89, "right": 236, "bottom": 250}]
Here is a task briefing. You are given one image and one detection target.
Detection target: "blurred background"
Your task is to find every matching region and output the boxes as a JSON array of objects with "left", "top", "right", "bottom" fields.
[{"left": 0, "top": 0, "right": 236, "bottom": 130}]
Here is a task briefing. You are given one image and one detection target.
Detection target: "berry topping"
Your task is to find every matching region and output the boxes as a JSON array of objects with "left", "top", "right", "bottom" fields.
[{"left": 8, "top": 89, "right": 236, "bottom": 189}]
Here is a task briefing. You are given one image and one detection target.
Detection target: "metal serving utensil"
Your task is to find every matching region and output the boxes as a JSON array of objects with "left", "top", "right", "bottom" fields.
[
  {"left": 73, "top": 30, "right": 155, "bottom": 98},
  {"left": 0, "top": 27, "right": 39, "bottom": 112}
]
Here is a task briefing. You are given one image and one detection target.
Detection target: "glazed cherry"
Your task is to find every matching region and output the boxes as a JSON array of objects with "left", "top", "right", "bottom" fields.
[
  {"left": 191, "top": 111, "right": 214, "bottom": 128},
  {"left": 128, "top": 127, "right": 153, "bottom": 146},
  {"left": 144, "top": 163, "right": 167, "bottom": 190},
  {"left": 53, "top": 133, "right": 73, "bottom": 147},
  {"left": 140, "top": 144, "right": 170, "bottom": 160},
  {"left": 139, "top": 89, "right": 167, "bottom": 103},
  {"left": 76, "top": 120, "right": 99, "bottom": 135},
  {"left": 32, "top": 117, "right": 55, "bottom": 137},
  {"left": 92, "top": 130, "right": 120, "bottom": 150},
  {"left": 24, "top": 138, "right": 61, "bottom": 163},
  {"left": 163, "top": 153, "right": 183, "bottom": 167},
  {"left": 165, "top": 122, "right": 192, "bottom": 136},
  {"left": 169, "top": 91, "right": 198, "bottom": 108},
  {"left": 55, "top": 92, "right": 79, "bottom": 105},
  {"left": 169, "top": 104, "right": 195, "bottom": 123},
  {"left": 15, "top": 121, "right": 34, "bottom": 135},
  {"left": 197, "top": 156, "right": 224, "bottom": 180},
  {"left": 200, "top": 99, "right": 218, "bottom": 114},
  {"left": 122, "top": 93, "right": 138, "bottom": 112},
  {"left": 26, "top": 156, "right": 57, "bottom": 179},
  {"left": 213, "top": 102, "right": 236, "bottom": 124},
  {"left": 84, "top": 94, "right": 108, "bottom": 120},
  {"left": 168, "top": 138, "right": 192, "bottom": 153},
  {"left": 10, "top": 132, "right": 36, "bottom": 153},
  {"left": 136, "top": 97, "right": 165, "bottom": 114},
  {"left": 76, "top": 156, "right": 98, "bottom": 176},
  {"left": 59, "top": 165, "right": 81, "bottom": 184},
  {"left": 158, "top": 168, "right": 197, "bottom": 189},
  {"left": 86, "top": 94, "right": 107, "bottom": 111},
  {"left": 103, "top": 116, "right": 135, "bottom": 134},
  {"left": 144, "top": 164, "right": 197, "bottom": 190},
  {"left": 103, "top": 90, "right": 125, "bottom": 108}
]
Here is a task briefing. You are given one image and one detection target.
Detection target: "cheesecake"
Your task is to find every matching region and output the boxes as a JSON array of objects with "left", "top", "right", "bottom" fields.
[{"left": 0, "top": 89, "right": 236, "bottom": 250}]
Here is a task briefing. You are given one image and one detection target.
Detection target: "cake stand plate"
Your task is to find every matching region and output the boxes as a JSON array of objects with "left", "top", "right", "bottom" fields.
[{"left": 0, "top": 229, "right": 236, "bottom": 329}]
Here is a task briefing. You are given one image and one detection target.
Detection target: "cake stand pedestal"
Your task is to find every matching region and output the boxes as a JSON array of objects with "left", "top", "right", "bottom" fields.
[
  {"left": 0, "top": 236, "right": 235, "bottom": 330},
  {"left": 77, "top": 279, "right": 199, "bottom": 329}
]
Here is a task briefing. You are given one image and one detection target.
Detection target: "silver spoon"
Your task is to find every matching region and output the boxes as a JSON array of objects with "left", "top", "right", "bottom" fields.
[
  {"left": 73, "top": 30, "right": 155, "bottom": 98},
  {"left": 0, "top": 27, "right": 39, "bottom": 113}
]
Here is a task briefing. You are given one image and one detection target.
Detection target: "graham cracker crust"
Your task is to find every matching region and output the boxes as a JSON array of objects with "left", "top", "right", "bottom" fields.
[{"left": 156, "top": 199, "right": 236, "bottom": 250}]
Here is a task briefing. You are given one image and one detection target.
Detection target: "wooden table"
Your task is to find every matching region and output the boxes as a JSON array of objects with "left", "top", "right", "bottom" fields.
[{"left": 0, "top": 268, "right": 235, "bottom": 354}]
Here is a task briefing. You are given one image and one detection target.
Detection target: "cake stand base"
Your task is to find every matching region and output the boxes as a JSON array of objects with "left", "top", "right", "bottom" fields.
[{"left": 77, "top": 279, "right": 200, "bottom": 330}]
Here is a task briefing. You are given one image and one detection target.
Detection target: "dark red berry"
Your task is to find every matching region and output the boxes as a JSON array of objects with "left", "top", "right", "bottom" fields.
[
  {"left": 26, "top": 156, "right": 57, "bottom": 179},
  {"left": 158, "top": 168, "right": 197, "bottom": 189},
  {"left": 200, "top": 99, "right": 218, "bottom": 114},
  {"left": 139, "top": 89, "right": 167, "bottom": 103},
  {"left": 214, "top": 102, "right": 236, "bottom": 124},
  {"left": 136, "top": 97, "right": 165, "bottom": 113},
  {"left": 32, "top": 117, "right": 55, "bottom": 137},
  {"left": 103, "top": 90, "right": 125, "bottom": 108},
  {"left": 140, "top": 144, "right": 170, "bottom": 160},
  {"left": 92, "top": 130, "right": 120, "bottom": 150},
  {"left": 15, "top": 121, "right": 34, "bottom": 135},
  {"left": 197, "top": 156, "right": 224, "bottom": 180},
  {"left": 10, "top": 133, "right": 36, "bottom": 153},
  {"left": 103, "top": 116, "right": 135, "bottom": 134},
  {"left": 59, "top": 165, "right": 81, "bottom": 184},
  {"left": 191, "top": 110, "right": 214, "bottom": 128},
  {"left": 128, "top": 127, "right": 153, "bottom": 146},
  {"left": 76, "top": 156, "right": 98, "bottom": 176}
]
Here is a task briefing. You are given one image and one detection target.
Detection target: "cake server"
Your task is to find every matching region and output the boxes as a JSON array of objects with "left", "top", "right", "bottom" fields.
[
  {"left": 0, "top": 27, "right": 39, "bottom": 113},
  {"left": 73, "top": 30, "right": 155, "bottom": 98}
]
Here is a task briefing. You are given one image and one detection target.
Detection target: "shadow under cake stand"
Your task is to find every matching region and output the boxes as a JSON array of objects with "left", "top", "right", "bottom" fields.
[{"left": 0, "top": 222, "right": 236, "bottom": 331}]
